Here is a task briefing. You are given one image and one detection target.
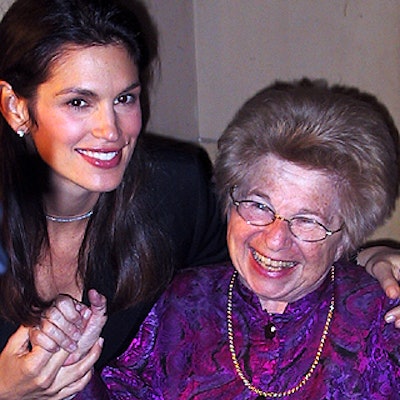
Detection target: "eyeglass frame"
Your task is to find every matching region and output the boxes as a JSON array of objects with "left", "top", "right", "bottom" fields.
[{"left": 229, "top": 186, "right": 343, "bottom": 243}]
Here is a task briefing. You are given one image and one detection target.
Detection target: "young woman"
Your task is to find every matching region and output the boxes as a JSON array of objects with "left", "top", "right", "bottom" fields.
[{"left": 0, "top": 0, "right": 170, "bottom": 397}]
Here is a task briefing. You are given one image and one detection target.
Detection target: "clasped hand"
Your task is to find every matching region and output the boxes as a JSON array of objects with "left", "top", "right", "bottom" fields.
[{"left": 0, "top": 289, "right": 107, "bottom": 399}]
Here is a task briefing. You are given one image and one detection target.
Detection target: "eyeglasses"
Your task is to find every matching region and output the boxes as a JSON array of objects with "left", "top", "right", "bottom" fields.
[{"left": 230, "top": 187, "right": 343, "bottom": 243}]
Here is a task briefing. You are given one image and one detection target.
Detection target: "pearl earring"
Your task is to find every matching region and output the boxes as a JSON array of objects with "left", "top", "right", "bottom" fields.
[{"left": 16, "top": 129, "right": 25, "bottom": 138}]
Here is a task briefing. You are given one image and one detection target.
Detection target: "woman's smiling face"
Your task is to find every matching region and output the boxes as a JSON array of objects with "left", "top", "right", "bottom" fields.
[
  {"left": 28, "top": 43, "right": 142, "bottom": 194},
  {"left": 227, "top": 154, "right": 344, "bottom": 313}
]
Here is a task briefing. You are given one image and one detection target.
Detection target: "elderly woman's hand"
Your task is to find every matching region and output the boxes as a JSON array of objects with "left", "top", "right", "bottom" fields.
[
  {"left": 359, "top": 246, "right": 400, "bottom": 326},
  {"left": 30, "top": 294, "right": 88, "bottom": 356},
  {"left": 64, "top": 289, "right": 107, "bottom": 365},
  {"left": 29, "top": 289, "right": 107, "bottom": 365}
]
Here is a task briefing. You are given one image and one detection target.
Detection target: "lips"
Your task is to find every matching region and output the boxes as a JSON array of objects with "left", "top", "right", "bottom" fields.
[
  {"left": 251, "top": 249, "right": 297, "bottom": 272},
  {"left": 76, "top": 148, "right": 123, "bottom": 168}
]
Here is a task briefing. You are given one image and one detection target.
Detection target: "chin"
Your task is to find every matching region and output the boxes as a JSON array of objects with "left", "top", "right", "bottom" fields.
[
  {"left": 88, "top": 174, "right": 125, "bottom": 192},
  {"left": 81, "top": 180, "right": 121, "bottom": 193},
  {"left": 98, "top": 182, "right": 122, "bottom": 193}
]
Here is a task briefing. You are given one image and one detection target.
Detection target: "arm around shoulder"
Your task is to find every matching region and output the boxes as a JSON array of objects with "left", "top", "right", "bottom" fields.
[{"left": 358, "top": 245, "right": 400, "bottom": 299}]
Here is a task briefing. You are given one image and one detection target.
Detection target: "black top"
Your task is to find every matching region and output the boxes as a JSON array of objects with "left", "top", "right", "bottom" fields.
[{"left": 0, "top": 134, "right": 229, "bottom": 369}]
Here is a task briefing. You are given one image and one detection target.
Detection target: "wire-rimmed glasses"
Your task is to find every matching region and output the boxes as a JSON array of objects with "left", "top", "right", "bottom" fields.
[{"left": 230, "top": 186, "right": 343, "bottom": 243}]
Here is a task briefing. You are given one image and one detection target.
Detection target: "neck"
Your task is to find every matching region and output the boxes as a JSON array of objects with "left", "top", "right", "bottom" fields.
[
  {"left": 260, "top": 300, "right": 287, "bottom": 314},
  {"left": 43, "top": 188, "right": 99, "bottom": 222}
]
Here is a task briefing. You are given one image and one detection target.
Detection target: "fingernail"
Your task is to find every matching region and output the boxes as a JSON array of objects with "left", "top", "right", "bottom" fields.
[
  {"left": 83, "top": 309, "right": 92, "bottom": 319},
  {"left": 98, "top": 337, "right": 104, "bottom": 348},
  {"left": 385, "top": 314, "right": 395, "bottom": 323}
]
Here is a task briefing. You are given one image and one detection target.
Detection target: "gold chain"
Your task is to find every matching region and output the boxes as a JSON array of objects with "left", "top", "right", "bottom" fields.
[{"left": 226, "top": 266, "right": 335, "bottom": 398}]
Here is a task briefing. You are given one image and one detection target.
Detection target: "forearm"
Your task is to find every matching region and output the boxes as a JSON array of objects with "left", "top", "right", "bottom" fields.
[
  {"left": 357, "top": 246, "right": 391, "bottom": 274},
  {"left": 356, "top": 246, "right": 400, "bottom": 298}
]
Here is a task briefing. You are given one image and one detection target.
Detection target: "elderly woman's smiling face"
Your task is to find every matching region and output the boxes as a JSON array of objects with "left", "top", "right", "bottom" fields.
[{"left": 227, "top": 154, "right": 344, "bottom": 313}]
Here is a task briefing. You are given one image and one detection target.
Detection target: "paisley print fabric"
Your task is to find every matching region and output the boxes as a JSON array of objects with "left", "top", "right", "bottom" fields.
[{"left": 81, "top": 261, "right": 400, "bottom": 399}]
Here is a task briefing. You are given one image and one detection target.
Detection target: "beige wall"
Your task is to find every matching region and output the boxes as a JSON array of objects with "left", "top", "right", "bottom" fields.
[
  {"left": 0, "top": 0, "right": 12, "bottom": 13},
  {"left": 0, "top": 0, "right": 399, "bottom": 242},
  {"left": 143, "top": 0, "right": 400, "bottom": 243},
  {"left": 140, "top": 0, "right": 199, "bottom": 141}
]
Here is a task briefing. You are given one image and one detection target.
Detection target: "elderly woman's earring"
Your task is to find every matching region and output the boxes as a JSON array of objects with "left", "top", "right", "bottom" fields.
[{"left": 16, "top": 129, "right": 25, "bottom": 137}]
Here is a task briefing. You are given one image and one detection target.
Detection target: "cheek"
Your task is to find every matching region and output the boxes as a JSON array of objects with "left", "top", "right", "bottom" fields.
[
  {"left": 304, "top": 240, "right": 340, "bottom": 273},
  {"left": 35, "top": 110, "right": 83, "bottom": 142},
  {"left": 227, "top": 214, "right": 254, "bottom": 257},
  {"left": 31, "top": 125, "right": 75, "bottom": 158},
  {"left": 120, "top": 109, "right": 142, "bottom": 137}
]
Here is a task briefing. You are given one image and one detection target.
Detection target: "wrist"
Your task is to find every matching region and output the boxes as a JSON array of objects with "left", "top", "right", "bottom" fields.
[{"left": 349, "top": 247, "right": 365, "bottom": 266}]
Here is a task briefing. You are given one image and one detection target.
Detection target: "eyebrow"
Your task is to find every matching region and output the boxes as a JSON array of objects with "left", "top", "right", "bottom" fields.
[{"left": 56, "top": 81, "right": 141, "bottom": 98}]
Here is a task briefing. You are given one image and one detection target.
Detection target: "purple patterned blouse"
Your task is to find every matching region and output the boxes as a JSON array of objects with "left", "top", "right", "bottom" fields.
[{"left": 81, "top": 261, "right": 400, "bottom": 399}]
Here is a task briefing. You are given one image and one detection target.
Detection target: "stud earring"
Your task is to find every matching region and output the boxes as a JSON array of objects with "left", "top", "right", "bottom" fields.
[{"left": 16, "top": 129, "right": 25, "bottom": 137}]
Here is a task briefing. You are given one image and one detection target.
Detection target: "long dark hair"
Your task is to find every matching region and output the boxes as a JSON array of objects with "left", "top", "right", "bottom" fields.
[{"left": 0, "top": 0, "right": 172, "bottom": 324}]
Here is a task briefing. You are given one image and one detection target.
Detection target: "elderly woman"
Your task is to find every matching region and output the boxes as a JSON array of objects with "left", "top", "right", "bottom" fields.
[{"left": 83, "top": 79, "right": 400, "bottom": 399}]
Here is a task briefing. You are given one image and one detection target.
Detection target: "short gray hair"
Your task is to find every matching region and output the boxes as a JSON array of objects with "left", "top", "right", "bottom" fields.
[{"left": 214, "top": 79, "right": 399, "bottom": 253}]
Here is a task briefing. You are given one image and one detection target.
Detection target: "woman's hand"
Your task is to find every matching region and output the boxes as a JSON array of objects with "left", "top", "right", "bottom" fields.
[
  {"left": 0, "top": 289, "right": 107, "bottom": 399},
  {"left": 359, "top": 246, "right": 400, "bottom": 326},
  {"left": 30, "top": 289, "right": 107, "bottom": 365},
  {"left": 0, "top": 325, "right": 103, "bottom": 399}
]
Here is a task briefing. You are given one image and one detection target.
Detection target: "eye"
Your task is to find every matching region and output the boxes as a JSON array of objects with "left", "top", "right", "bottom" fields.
[
  {"left": 292, "top": 216, "right": 320, "bottom": 230},
  {"left": 67, "top": 98, "right": 88, "bottom": 109},
  {"left": 254, "top": 202, "right": 268, "bottom": 210},
  {"left": 244, "top": 201, "right": 270, "bottom": 215},
  {"left": 114, "top": 94, "right": 136, "bottom": 105}
]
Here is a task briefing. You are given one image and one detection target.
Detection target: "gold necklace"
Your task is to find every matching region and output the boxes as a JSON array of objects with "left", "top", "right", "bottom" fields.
[{"left": 226, "top": 266, "right": 335, "bottom": 398}]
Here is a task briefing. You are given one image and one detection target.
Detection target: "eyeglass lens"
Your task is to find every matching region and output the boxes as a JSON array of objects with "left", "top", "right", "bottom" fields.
[{"left": 236, "top": 202, "right": 329, "bottom": 242}]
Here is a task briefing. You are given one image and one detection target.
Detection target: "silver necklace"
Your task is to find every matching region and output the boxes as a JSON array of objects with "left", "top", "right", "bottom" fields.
[
  {"left": 226, "top": 266, "right": 335, "bottom": 398},
  {"left": 46, "top": 210, "right": 94, "bottom": 223}
]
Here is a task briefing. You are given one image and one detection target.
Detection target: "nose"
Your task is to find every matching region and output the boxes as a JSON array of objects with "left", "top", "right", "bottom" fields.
[
  {"left": 92, "top": 104, "right": 120, "bottom": 141},
  {"left": 262, "top": 217, "right": 292, "bottom": 251}
]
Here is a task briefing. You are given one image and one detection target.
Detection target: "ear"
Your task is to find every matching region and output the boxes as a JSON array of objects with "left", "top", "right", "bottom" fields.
[
  {"left": 333, "top": 241, "right": 345, "bottom": 262},
  {"left": 0, "top": 81, "right": 30, "bottom": 134}
]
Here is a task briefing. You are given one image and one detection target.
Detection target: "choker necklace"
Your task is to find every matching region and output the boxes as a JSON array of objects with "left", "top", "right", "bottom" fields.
[
  {"left": 226, "top": 266, "right": 335, "bottom": 398},
  {"left": 46, "top": 210, "right": 94, "bottom": 223}
]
